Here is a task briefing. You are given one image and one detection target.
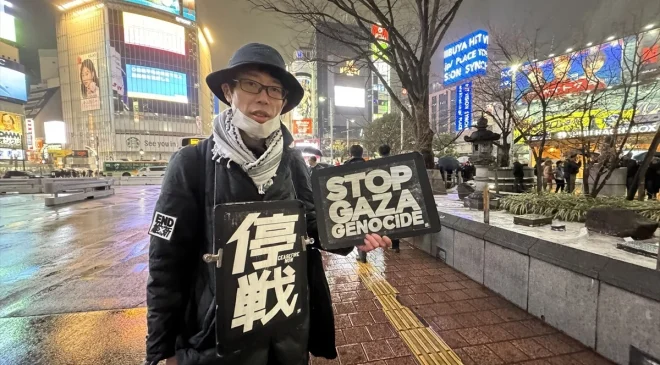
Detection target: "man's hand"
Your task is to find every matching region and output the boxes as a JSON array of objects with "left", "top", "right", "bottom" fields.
[
  {"left": 165, "top": 357, "right": 178, "bottom": 365},
  {"left": 358, "top": 233, "right": 392, "bottom": 252}
]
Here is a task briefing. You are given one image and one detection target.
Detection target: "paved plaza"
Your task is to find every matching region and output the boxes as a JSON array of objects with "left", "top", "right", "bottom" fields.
[{"left": 0, "top": 187, "right": 613, "bottom": 364}]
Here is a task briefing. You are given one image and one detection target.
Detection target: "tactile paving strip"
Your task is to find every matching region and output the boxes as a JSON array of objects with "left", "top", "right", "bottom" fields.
[{"left": 356, "top": 262, "right": 463, "bottom": 365}]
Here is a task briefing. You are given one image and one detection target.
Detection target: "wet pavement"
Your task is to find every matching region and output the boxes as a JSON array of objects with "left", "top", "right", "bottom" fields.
[{"left": 0, "top": 186, "right": 613, "bottom": 364}]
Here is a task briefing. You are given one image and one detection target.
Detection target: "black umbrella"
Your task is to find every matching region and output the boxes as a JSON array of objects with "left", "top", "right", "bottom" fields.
[
  {"left": 436, "top": 156, "right": 460, "bottom": 171},
  {"left": 297, "top": 146, "right": 323, "bottom": 156}
]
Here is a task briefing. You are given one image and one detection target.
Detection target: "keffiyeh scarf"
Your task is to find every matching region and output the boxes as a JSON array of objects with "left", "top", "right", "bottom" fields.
[{"left": 211, "top": 109, "right": 283, "bottom": 194}]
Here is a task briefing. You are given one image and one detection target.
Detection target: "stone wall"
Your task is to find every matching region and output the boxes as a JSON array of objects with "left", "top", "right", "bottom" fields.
[{"left": 409, "top": 213, "right": 660, "bottom": 364}]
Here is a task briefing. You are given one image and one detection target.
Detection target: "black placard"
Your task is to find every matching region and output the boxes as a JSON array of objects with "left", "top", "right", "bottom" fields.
[
  {"left": 311, "top": 152, "right": 440, "bottom": 250},
  {"left": 630, "top": 346, "right": 660, "bottom": 365},
  {"left": 213, "top": 200, "right": 308, "bottom": 359}
]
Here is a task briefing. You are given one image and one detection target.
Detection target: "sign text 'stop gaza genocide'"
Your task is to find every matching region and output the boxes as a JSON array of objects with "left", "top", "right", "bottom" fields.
[{"left": 311, "top": 153, "right": 440, "bottom": 250}]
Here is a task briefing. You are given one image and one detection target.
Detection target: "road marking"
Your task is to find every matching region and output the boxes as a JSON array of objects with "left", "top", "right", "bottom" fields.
[{"left": 356, "top": 261, "right": 463, "bottom": 365}]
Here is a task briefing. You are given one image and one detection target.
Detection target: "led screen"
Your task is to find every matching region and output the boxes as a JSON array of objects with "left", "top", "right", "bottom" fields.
[
  {"left": 0, "top": 66, "right": 27, "bottom": 102},
  {"left": 0, "top": 12, "right": 16, "bottom": 42},
  {"left": 126, "top": 65, "right": 188, "bottom": 103},
  {"left": 123, "top": 12, "right": 185, "bottom": 55},
  {"left": 182, "top": 0, "right": 196, "bottom": 21},
  {"left": 123, "top": 0, "right": 180, "bottom": 16},
  {"left": 334, "top": 86, "right": 365, "bottom": 108}
]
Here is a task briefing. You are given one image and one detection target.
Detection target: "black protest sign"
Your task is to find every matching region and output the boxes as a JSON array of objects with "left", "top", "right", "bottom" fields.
[
  {"left": 213, "top": 200, "right": 308, "bottom": 359},
  {"left": 311, "top": 152, "right": 440, "bottom": 250}
]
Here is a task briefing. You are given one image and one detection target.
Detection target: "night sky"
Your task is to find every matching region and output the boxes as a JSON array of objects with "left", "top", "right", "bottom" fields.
[{"left": 22, "top": 0, "right": 660, "bottom": 82}]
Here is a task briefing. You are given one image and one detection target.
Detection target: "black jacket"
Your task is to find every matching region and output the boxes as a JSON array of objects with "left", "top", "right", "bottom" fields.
[
  {"left": 146, "top": 126, "right": 350, "bottom": 364},
  {"left": 344, "top": 157, "right": 366, "bottom": 164},
  {"left": 512, "top": 161, "right": 524, "bottom": 178},
  {"left": 565, "top": 160, "right": 581, "bottom": 175}
]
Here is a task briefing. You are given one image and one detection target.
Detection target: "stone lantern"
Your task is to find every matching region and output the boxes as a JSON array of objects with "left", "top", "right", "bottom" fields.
[{"left": 463, "top": 116, "right": 500, "bottom": 191}]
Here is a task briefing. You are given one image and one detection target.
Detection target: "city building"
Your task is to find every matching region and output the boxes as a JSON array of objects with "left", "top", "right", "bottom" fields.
[
  {"left": 51, "top": 0, "right": 212, "bottom": 172},
  {"left": 0, "top": 0, "right": 29, "bottom": 172}
]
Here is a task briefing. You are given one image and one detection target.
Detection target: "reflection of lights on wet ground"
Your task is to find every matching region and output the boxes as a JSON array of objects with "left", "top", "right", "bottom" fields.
[
  {"left": 0, "top": 311, "right": 32, "bottom": 364},
  {"left": 0, "top": 265, "right": 40, "bottom": 285}
]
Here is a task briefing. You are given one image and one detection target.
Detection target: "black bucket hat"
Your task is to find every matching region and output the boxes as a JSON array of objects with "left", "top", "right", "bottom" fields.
[{"left": 206, "top": 43, "right": 304, "bottom": 115}]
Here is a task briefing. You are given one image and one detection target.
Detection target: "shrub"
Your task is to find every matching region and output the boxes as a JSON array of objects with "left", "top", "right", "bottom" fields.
[{"left": 500, "top": 193, "right": 660, "bottom": 223}]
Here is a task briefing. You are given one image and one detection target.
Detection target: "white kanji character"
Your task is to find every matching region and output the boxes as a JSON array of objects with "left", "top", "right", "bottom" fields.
[
  {"left": 227, "top": 213, "right": 261, "bottom": 275},
  {"left": 250, "top": 213, "right": 298, "bottom": 270},
  {"left": 231, "top": 265, "right": 298, "bottom": 333}
]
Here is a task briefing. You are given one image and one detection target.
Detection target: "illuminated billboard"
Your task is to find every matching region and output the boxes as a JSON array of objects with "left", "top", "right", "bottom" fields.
[
  {"left": 443, "top": 30, "right": 489, "bottom": 85},
  {"left": 0, "top": 60, "right": 27, "bottom": 103},
  {"left": 126, "top": 65, "right": 188, "bottom": 103},
  {"left": 78, "top": 52, "right": 101, "bottom": 111},
  {"left": 123, "top": 12, "right": 186, "bottom": 55},
  {"left": 123, "top": 0, "right": 180, "bottom": 16},
  {"left": 334, "top": 86, "right": 365, "bottom": 108},
  {"left": 0, "top": 111, "right": 23, "bottom": 149},
  {"left": 44, "top": 121, "right": 67, "bottom": 144},
  {"left": 0, "top": 12, "right": 16, "bottom": 42},
  {"left": 182, "top": 0, "right": 196, "bottom": 21}
]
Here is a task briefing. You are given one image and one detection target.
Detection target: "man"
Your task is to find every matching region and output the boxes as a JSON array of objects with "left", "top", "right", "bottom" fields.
[
  {"left": 512, "top": 158, "right": 525, "bottom": 193},
  {"left": 378, "top": 144, "right": 401, "bottom": 253},
  {"left": 622, "top": 152, "right": 639, "bottom": 195},
  {"left": 565, "top": 155, "right": 582, "bottom": 193},
  {"left": 145, "top": 43, "right": 391, "bottom": 365},
  {"left": 308, "top": 155, "right": 322, "bottom": 173},
  {"left": 344, "top": 145, "right": 368, "bottom": 263}
]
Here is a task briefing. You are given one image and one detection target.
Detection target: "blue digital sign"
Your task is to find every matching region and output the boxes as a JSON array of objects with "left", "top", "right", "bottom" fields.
[
  {"left": 443, "top": 30, "right": 489, "bottom": 86},
  {"left": 126, "top": 65, "right": 188, "bottom": 103},
  {"left": 124, "top": 0, "right": 180, "bottom": 16},
  {"left": 0, "top": 65, "right": 27, "bottom": 103},
  {"left": 455, "top": 81, "right": 472, "bottom": 131}
]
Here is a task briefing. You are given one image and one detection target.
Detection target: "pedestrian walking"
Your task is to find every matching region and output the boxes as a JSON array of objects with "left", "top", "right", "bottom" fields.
[
  {"left": 512, "top": 158, "right": 525, "bottom": 193},
  {"left": 378, "top": 144, "right": 400, "bottom": 253},
  {"left": 646, "top": 157, "right": 660, "bottom": 200},
  {"left": 565, "top": 155, "right": 581, "bottom": 193},
  {"left": 343, "top": 145, "right": 369, "bottom": 263},
  {"left": 308, "top": 155, "right": 322, "bottom": 174},
  {"left": 554, "top": 161, "right": 566, "bottom": 193},
  {"left": 144, "top": 43, "right": 391, "bottom": 365},
  {"left": 543, "top": 159, "right": 554, "bottom": 192}
]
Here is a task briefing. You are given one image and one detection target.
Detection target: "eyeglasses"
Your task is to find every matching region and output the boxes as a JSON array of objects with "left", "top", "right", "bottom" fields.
[{"left": 233, "top": 79, "right": 287, "bottom": 100}]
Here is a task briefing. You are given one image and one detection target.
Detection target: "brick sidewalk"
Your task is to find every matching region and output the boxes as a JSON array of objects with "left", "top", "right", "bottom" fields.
[{"left": 312, "top": 243, "right": 614, "bottom": 365}]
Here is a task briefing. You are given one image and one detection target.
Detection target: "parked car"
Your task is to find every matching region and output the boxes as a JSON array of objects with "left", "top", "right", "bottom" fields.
[
  {"left": 136, "top": 166, "right": 167, "bottom": 177},
  {"left": 2, "top": 170, "right": 37, "bottom": 179}
]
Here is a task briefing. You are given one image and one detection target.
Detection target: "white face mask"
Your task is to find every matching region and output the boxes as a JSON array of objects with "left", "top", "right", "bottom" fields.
[{"left": 230, "top": 101, "right": 281, "bottom": 139}]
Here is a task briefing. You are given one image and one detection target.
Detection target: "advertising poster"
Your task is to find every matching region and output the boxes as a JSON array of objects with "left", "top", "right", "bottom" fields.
[
  {"left": 293, "top": 73, "right": 312, "bottom": 120},
  {"left": 126, "top": 64, "right": 188, "bottom": 103},
  {"left": 513, "top": 40, "right": 623, "bottom": 100},
  {"left": 182, "top": 0, "right": 196, "bottom": 21},
  {"left": 311, "top": 153, "right": 440, "bottom": 249},
  {"left": 0, "top": 111, "right": 23, "bottom": 149},
  {"left": 292, "top": 119, "right": 313, "bottom": 136},
  {"left": 212, "top": 201, "right": 308, "bottom": 362},
  {"left": 110, "top": 46, "right": 125, "bottom": 96},
  {"left": 116, "top": 134, "right": 180, "bottom": 152},
  {"left": 78, "top": 52, "right": 101, "bottom": 111},
  {"left": 638, "top": 29, "right": 660, "bottom": 81},
  {"left": 123, "top": 0, "right": 180, "bottom": 16},
  {"left": 25, "top": 118, "right": 34, "bottom": 151},
  {"left": 0, "top": 58, "right": 28, "bottom": 103}
]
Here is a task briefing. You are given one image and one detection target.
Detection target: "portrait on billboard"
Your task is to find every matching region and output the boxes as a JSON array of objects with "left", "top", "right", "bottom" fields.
[
  {"left": 0, "top": 112, "right": 23, "bottom": 149},
  {"left": 78, "top": 53, "right": 101, "bottom": 111}
]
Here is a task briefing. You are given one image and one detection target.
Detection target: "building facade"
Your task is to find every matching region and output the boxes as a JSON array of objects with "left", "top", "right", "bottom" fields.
[
  {"left": 0, "top": 1, "right": 29, "bottom": 172},
  {"left": 53, "top": 0, "right": 212, "bottom": 170}
]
